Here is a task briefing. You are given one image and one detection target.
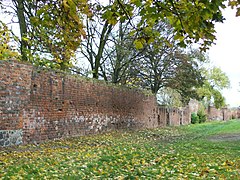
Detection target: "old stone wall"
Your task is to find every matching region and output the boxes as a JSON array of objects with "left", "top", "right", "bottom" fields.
[
  {"left": 157, "top": 106, "right": 190, "bottom": 126},
  {"left": 207, "top": 106, "right": 240, "bottom": 121},
  {"left": 231, "top": 109, "right": 240, "bottom": 119},
  {"left": 207, "top": 106, "right": 223, "bottom": 120},
  {"left": 1, "top": 60, "right": 238, "bottom": 147},
  {"left": 1, "top": 60, "right": 164, "bottom": 146},
  {"left": 0, "top": 61, "right": 32, "bottom": 146}
]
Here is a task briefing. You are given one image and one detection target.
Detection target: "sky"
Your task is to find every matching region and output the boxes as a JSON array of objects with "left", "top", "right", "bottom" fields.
[{"left": 208, "top": 7, "right": 240, "bottom": 107}]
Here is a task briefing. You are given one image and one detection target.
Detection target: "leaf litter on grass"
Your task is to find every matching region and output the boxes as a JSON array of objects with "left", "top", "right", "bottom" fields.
[{"left": 0, "top": 120, "right": 240, "bottom": 179}]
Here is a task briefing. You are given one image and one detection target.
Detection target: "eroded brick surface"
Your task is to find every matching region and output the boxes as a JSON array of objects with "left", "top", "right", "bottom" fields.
[{"left": 0, "top": 61, "right": 32, "bottom": 131}]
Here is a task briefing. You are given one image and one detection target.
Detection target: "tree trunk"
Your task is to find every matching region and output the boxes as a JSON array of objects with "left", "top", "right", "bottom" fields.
[
  {"left": 14, "top": 0, "right": 28, "bottom": 61},
  {"left": 93, "top": 21, "right": 112, "bottom": 79}
]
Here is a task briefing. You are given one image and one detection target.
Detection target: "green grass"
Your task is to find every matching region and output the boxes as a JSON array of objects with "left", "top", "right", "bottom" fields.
[{"left": 1, "top": 120, "right": 240, "bottom": 179}]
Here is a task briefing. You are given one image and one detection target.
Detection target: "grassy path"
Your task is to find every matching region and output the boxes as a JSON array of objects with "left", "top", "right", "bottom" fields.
[{"left": 0, "top": 120, "right": 240, "bottom": 179}]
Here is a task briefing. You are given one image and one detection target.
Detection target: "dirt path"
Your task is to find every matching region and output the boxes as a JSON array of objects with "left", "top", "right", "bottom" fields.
[{"left": 208, "top": 133, "right": 240, "bottom": 142}]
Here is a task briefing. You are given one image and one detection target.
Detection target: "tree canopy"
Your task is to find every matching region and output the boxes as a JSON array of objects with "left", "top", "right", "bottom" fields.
[
  {"left": 2, "top": 0, "right": 91, "bottom": 69},
  {"left": 108, "top": 0, "right": 226, "bottom": 51},
  {"left": 197, "top": 67, "right": 230, "bottom": 108},
  {"left": 0, "top": 0, "right": 233, "bottom": 107}
]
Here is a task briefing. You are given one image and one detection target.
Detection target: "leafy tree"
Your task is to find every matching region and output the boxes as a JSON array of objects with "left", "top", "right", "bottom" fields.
[
  {"left": 197, "top": 67, "right": 230, "bottom": 108},
  {"left": 123, "top": 22, "right": 204, "bottom": 102},
  {"left": 101, "top": 19, "right": 145, "bottom": 84},
  {"left": 30, "top": 0, "right": 91, "bottom": 70},
  {"left": 166, "top": 50, "right": 204, "bottom": 104},
  {"left": 67, "top": 0, "right": 230, "bottom": 78},
  {"left": 108, "top": 0, "right": 226, "bottom": 51},
  {"left": 79, "top": 0, "right": 139, "bottom": 79},
  {"left": 2, "top": 0, "right": 91, "bottom": 70},
  {"left": 0, "top": 21, "right": 19, "bottom": 60},
  {"left": 1, "top": 0, "right": 235, "bottom": 75},
  {"left": 106, "top": 22, "right": 136, "bottom": 83},
  {"left": 96, "top": 19, "right": 205, "bottom": 106}
]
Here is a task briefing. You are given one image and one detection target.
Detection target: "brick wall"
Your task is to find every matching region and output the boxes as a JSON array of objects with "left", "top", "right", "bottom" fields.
[
  {"left": 156, "top": 106, "right": 190, "bottom": 126},
  {"left": 232, "top": 109, "right": 240, "bottom": 119},
  {"left": 22, "top": 68, "right": 161, "bottom": 143},
  {"left": 2, "top": 60, "right": 237, "bottom": 147},
  {"left": 1, "top": 60, "right": 165, "bottom": 146},
  {"left": 207, "top": 106, "right": 223, "bottom": 120},
  {"left": 207, "top": 106, "right": 240, "bottom": 121},
  {"left": 0, "top": 61, "right": 33, "bottom": 146}
]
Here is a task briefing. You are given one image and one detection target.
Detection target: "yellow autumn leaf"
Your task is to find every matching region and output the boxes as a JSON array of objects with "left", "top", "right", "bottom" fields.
[{"left": 133, "top": 38, "right": 146, "bottom": 49}]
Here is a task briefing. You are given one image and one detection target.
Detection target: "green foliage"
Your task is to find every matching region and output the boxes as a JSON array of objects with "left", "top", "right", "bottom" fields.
[
  {"left": 2, "top": 0, "right": 92, "bottom": 69},
  {"left": 121, "top": 21, "right": 205, "bottom": 101},
  {"left": 212, "top": 89, "right": 226, "bottom": 109},
  {"left": 1, "top": 120, "right": 240, "bottom": 179},
  {"left": 28, "top": 0, "right": 91, "bottom": 70},
  {"left": 191, "top": 112, "right": 199, "bottom": 124},
  {"left": 0, "top": 21, "right": 19, "bottom": 60},
  {"left": 166, "top": 49, "right": 205, "bottom": 105},
  {"left": 197, "top": 108, "right": 207, "bottom": 123},
  {"left": 191, "top": 104, "right": 207, "bottom": 124},
  {"left": 208, "top": 67, "right": 230, "bottom": 89},
  {"left": 197, "top": 66, "right": 230, "bottom": 108},
  {"left": 108, "top": 0, "right": 227, "bottom": 51}
]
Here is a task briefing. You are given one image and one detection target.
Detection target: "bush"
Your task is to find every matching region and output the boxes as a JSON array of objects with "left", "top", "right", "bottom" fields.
[
  {"left": 191, "top": 113, "right": 199, "bottom": 124},
  {"left": 197, "top": 108, "right": 207, "bottom": 123}
]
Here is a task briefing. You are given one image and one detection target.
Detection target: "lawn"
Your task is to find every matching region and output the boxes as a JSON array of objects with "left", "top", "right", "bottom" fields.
[{"left": 0, "top": 120, "right": 240, "bottom": 179}]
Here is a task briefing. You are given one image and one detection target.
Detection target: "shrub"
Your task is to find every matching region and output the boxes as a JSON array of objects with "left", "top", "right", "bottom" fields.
[
  {"left": 197, "top": 107, "right": 207, "bottom": 123},
  {"left": 191, "top": 113, "right": 199, "bottom": 124}
]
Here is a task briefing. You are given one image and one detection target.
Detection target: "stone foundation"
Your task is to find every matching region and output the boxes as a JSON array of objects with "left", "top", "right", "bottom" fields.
[{"left": 0, "top": 130, "right": 22, "bottom": 146}]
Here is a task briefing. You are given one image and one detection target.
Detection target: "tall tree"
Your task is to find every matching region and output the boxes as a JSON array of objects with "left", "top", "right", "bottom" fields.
[
  {"left": 122, "top": 21, "right": 204, "bottom": 97},
  {"left": 12, "top": 0, "right": 28, "bottom": 61},
  {"left": 167, "top": 51, "right": 204, "bottom": 104},
  {"left": 79, "top": 0, "right": 137, "bottom": 79},
  {"left": 79, "top": 1, "right": 114, "bottom": 79},
  {"left": 197, "top": 67, "right": 230, "bottom": 108},
  {"left": 100, "top": 15, "right": 143, "bottom": 84},
  {"left": 1, "top": 0, "right": 91, "bottom": 70}
]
